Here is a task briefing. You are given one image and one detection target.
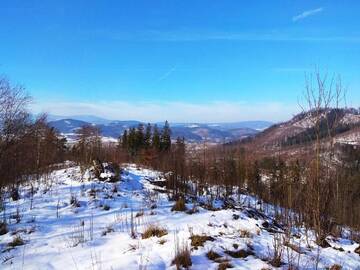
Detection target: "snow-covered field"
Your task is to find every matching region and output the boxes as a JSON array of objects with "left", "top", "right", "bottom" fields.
[{"left": 1, "top": 164, "right": 359, "bottom": 270}]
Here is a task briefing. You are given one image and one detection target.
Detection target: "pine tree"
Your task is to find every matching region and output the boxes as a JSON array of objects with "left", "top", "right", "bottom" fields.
[
  {"left": 160, "top": 120, "right": 171, "bottom": 152},
  {"left": 152, "top": 124, "right": 161, "bottom": 151},
  {"left": 121, "top": 130, "right": 128, "bottom": 149},
  {"left": 135, "top": 124, "right": 145, "bottom": 151},
  {"left": 128, "top": 127, "right": 137, "bottom": 157},
  {"left": 144, "top": 123, "right": 152, "bottom": 149}
]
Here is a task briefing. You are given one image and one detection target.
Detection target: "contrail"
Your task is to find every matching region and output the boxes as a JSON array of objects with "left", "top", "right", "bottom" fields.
[{"left": 157, "top": 65, "right": 176, "bottom": 81}]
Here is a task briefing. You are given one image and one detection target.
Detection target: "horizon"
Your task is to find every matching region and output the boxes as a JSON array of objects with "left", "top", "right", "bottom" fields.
[
  {"left": 1, "top": 1, "right": 360, "bottom": 122},
  {"left": 45, "top": 113, "right": 276, "bottom": 125}
]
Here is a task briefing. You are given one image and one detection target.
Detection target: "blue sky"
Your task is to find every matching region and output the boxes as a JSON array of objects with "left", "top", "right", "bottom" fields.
[{"left": 1, "top": 1, "right": 359, "bottom": 122}]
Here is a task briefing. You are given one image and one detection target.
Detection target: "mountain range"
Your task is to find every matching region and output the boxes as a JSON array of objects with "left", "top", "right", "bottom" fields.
[{"left": 47, "top": 115, "right": 273, "bottom": 143}]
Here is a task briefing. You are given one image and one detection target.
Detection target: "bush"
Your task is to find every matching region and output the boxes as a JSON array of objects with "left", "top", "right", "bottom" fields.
[
  {"left": 171, "top": 198, "right": 187, "bottom": 212},
  {"left": 8, "top": 235, "right": 24, "bottom": 247},
  {"left": 103, "top": 204, "right": 110, "bottom": 211},
  {"left": 142, "top": 224, "right": 167, "bottom": 239}
]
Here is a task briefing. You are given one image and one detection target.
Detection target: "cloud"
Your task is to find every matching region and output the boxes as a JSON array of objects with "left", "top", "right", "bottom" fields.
[
  {"left": 292, "top": 7, "right": 323, "bottom": 22},
  {"left": 31, "top": 100, "right": 299, "bottom": 123},
  {"left": 157, "top": 65, "right": 176, "bottom": 82}
]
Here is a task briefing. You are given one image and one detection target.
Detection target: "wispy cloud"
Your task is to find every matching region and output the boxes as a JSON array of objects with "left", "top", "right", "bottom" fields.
[
  {"left": 31, "top": 100, "right": 298, "bottom": 123},
  {"left": 157, "top": 65, "right": 176, "bottom": 82},
  {"left": 292, "top": 7, "right": 323, "bottom": 22}
]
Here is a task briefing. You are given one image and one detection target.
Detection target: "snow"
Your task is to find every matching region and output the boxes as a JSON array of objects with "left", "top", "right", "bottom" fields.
[
  {"left": 340, "top": 113, "right": 360, "bottom": 125},
  {"left": 1, "top": 164, "right": 359, "bottom": 270},
  {"left": 335, "top": 130, "right": 360, "bottom": 145},
  {"left": 187, "top": 124, "right": 199, "bottom": 128}
]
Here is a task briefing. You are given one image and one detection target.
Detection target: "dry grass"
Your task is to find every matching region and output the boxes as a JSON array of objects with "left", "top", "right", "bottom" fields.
[
  {"left": 329, "top": 264, "right": 342, "bottom": 270},
  {"left": 190, "top": 234, "right": 215, "bottom": 248},
  {"left": 218, "top": 261, "right": 233, "bottom": 270},
  {"left": 206, "top": 250, "right": 222, "bottom": 261},
  {"left": 239, "top": 229, "right": 251, "bottom": 238},
  {"left": 284, "top": 241, "right": 303, "bottom": 254},
  {"left": 158, "top": 239, "right": 166, "bottom": 245},
  {"left": 172, "top": 243, "right": 192, "bottom": 269},
  {"left": 142, "top": 224, "right": 168, "bottom": 239},
  {"left": 171, "top": 198, "right": 187, "bottom": 212},
  {"left": 224, "top": 249, "right": 254, "bottom": 258},
  {"left": 8, "top": 235, "right": 24, "bottom": 247}
]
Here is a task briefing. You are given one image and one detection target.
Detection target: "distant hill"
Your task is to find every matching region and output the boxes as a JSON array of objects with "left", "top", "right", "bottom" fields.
[
  {"left": 48, "top": 116, "right": 272, "bottom": 143},
  {"left": 234, "top": 108, "right": 360, "bottom": 157}
]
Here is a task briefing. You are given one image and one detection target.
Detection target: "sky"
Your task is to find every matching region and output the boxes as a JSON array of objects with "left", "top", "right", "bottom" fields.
[{"left": 1, "top": 0, "right": 359, "bottom": 122}]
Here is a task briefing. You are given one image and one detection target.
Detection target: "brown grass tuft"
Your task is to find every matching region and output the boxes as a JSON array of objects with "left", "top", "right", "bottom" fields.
[
  {"left": 206, "top": 250, "right": 222, "bottom": 261},
  {"left": 8, "top": 235, "right": 24, "bottom": 247},
  {"left": 172, "top": 243, "right": 192, "bottom": 269},
  {"left": 218, "top": 261, "right": 233, "bottom": 270},
  {"left": 329, "top": 264, "right": 342, "bottom": 270},
  {"left": 171, "top": 198, "right": 187, "bottom": 212},
  {"left": 142, "top": 224, "right": 167, "bottom": 239},
  {"left": 224, "top": 249, "right": 254, "bottom": 258},
  {"left": 190, "top": 234, "right": 215, "bottom": 248}
]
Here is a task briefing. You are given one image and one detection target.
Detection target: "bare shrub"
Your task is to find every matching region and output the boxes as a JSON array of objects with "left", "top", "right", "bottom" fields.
[
  {"left": 268, "top": 233, "right": 283, "bottom": 267},
  {"left": 68, "top": 221, "right": 86, "bottom": 247}
]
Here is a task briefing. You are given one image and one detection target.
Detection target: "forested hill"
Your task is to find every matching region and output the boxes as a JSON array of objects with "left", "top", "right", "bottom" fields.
[{"left": 233, "top": 108, "right": 360, "bottom": 157}]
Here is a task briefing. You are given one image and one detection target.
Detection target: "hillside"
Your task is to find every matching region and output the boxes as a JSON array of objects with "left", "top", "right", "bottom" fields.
[
  {"left": 236, "top": 108, "right": 360, "bottom": 157},
  {"left": 1, "top": 163, "right": 359, "bottom": 269}
]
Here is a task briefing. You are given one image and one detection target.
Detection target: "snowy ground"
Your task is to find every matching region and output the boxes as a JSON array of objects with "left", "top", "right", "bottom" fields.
[{"left": 0, "top": 164, "right": 359, "bottom": 270}]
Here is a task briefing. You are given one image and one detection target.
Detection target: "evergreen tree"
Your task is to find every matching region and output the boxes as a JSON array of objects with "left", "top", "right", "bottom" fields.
[
  {"left": 144, "top": 123, "right": 152, "bottom": 149},
  {"left": 121, "top": 129, "right": 128, "bottom": 149},
  {"left": 128, "top": 127, "right": 137, "bottom": 157},
  {"left": 160, "top": 120, "right": 171, "bottom": 152},
  {"left": 135, "top": 124, "right": 145, "bottom": 150},
  {"left": 152, "top": 124, "right": 161, "bottom": 151}
]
